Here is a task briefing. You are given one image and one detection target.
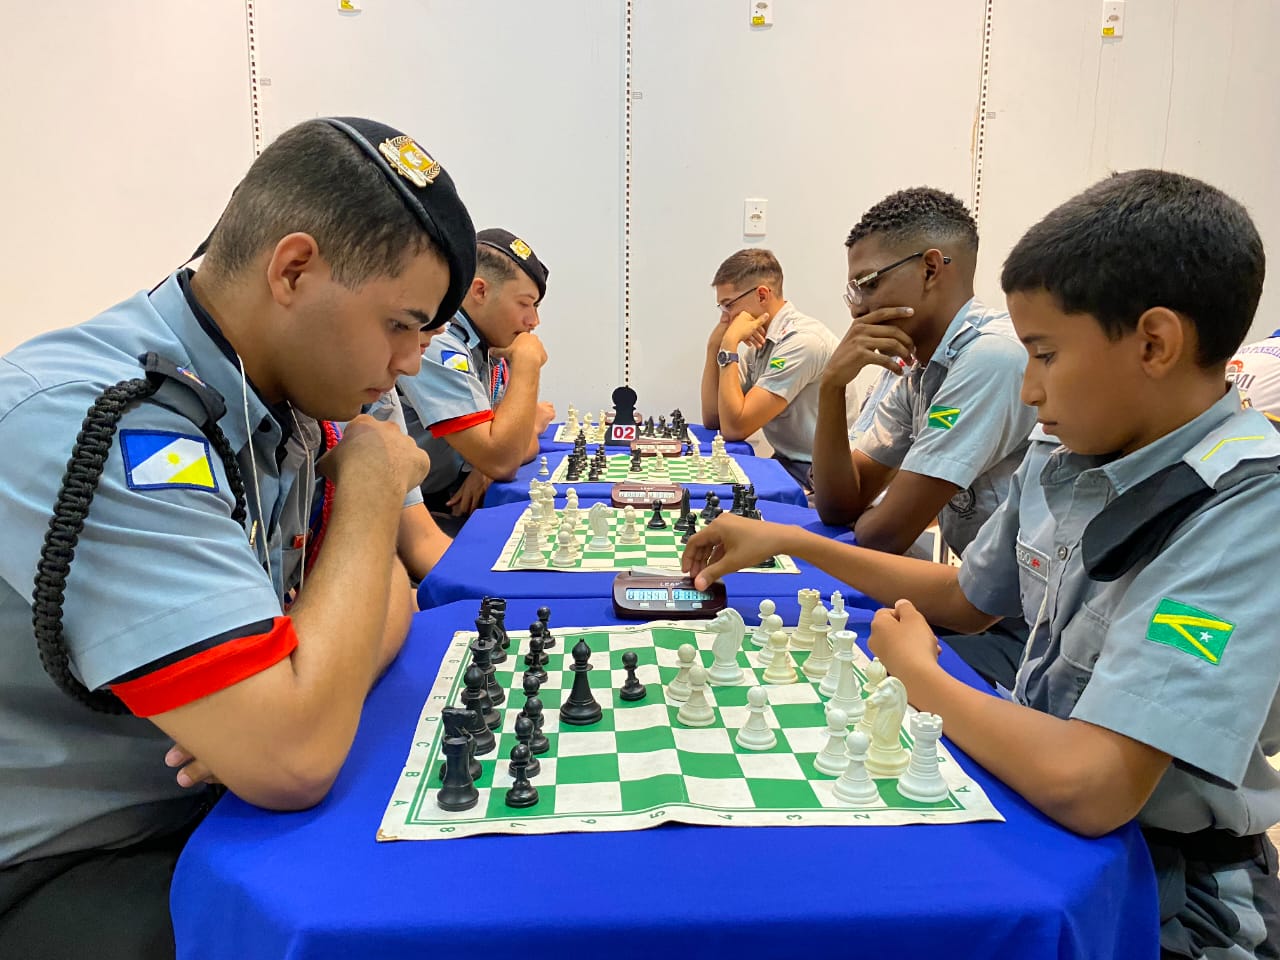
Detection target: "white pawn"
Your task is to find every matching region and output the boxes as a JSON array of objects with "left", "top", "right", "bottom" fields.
[
  {"left": 750, "top": 599, "right": 776, "bottom": 648},
  {"left": 695, "top": 457, "right": 707, "bottom": 480},
  {"left": 676, "top": 665, "right": 716, "bottom": 727},
  {"left": 619, "top": 505, "right": 642, "bottom": 544},
  {"left": 538, "top": 455, "right": 549, "bottom": 477},
  {"left": 762, "top": 630, "right": 798, "bottom": 684},
  {"left": 827, "top": 630, "right": 865, "bottom": 723},
  {"left": 653, "top": 452, "right": 667, "bottom": 475},
  {"left": 668, "top": 643, "right": 696, "bottom": 701},
  {"left": 516, "top": 518, "right": 545, "bottom": 567},
  {"left": 734, "top": 685, "right": 777, "bottom": 750},
  {"left": 564, "top": 488, "right": 580, "bottom": 523},
  {"left": 832, "top": 731, "right": 881, "bottom": 806},
  {"left": 897, "top": 712, "right": 949, "bottom": 803},
  {"left": 550, "top": 526, "right": 576, "bottom": 567},
  {"left": 813, "top": 707, "right": 852, "bottom": 775},
  {"left": 855, "top": 659, "right": 888, "bottom": 739},
  {"left": 802, "top": 604, "right": 832, "bottom": 680}
]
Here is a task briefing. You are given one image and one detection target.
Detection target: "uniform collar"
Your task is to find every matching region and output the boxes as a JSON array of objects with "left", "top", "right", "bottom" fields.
[
  {"left": 928, "top": 298, "right": 992, "bottom": 370},
  {"left": 764, "top": 302, "right": 798, "bottom": 344},
  {"left": 151, "top": 270, "right": 289, "bottom": 454},
  {"left": 452, "top": 308, "right": 489, "bottom": 353}
]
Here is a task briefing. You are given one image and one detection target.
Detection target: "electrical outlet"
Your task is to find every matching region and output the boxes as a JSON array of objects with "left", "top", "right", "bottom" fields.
[
  {"left": 1101, "top": 0, "right": 1124, "bottom": 37},
  {"left": 744, "top": 199, "right": 768, "bottom": 237}
]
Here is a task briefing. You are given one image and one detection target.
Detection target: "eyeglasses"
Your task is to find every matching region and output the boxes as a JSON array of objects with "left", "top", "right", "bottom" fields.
[
  {"left": 843, "top": 252, "right": 950, "bottom": 308},
  {"left": 716, "top": 287, "right": 762, "bottom": 315}
]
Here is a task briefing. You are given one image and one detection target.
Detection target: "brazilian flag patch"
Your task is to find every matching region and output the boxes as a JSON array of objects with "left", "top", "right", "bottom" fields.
[
  {"left": 768, "top": 357, "right": 787, "bottom": 370},
  {"left": 927, "top": 404, "right": 961, "bottom": 430},
  {"left": 1146, "top": 598, "right": 1235, "bottom": 665}
]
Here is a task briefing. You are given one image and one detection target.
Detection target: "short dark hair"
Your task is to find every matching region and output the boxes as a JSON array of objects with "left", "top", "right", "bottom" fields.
[
  {"left": 475, "top": 244, "right": 522, "bottom": 288},
  {"left": 203, "top": 120, "right": 436, "bottom": 288},
  {"left": 712, "top": 248, "right": 784, "bottom": 295},
  {"left": 846, "top": 188, "right": 978, "bottom": 253},
  {"left": 1001, "top": 170, "right": 1265, "bottom": 366}
]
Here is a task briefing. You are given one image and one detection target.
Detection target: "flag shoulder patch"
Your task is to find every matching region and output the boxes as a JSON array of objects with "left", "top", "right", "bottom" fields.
[
  {"left": 120, "top": 430, "right": 218, "bottom": 492},
  {"left": 768, "top": 357, "right": 787, "bottom": 370},
  {"left": 438, "top": 350, "right": 471, "bottom": 373},
  {"left": 927, "top": 404, "right": 961, "bottom": 430},
  {"left": 1145, "top": 597, "right": 1235, "bottom": 665}
]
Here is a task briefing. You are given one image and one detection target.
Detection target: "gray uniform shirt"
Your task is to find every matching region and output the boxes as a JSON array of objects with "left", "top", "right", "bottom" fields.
[
  {"left": 398, "top": 310, "right": 496, "bottom": 495},
  {"left": 959, "top": 390, "right": 1280, "bottom": 837},
  {"left": 0, "top": 271, "right": 314, "bottom": 865},
  {"left": 736, "top": 302, "right": 842, "bottom": 464},
  {"left": 855, "top": 299, "right": 1036, "bottom": 556}
]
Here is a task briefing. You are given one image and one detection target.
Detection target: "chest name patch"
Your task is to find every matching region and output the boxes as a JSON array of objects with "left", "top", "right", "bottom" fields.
[
  {"left": 1146, "top": 598, "right": 1235, "bottom": 665},
  {"left": 1015, "top": 541, "right": 1049, "bottom": 582},
  {"left": 121, "top": 430, "right": 217, "bottom": 492}
]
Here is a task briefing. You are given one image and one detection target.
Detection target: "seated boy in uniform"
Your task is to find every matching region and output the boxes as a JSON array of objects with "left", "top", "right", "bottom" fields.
[
  {"left": 685, "top": 169, "right": 1280, "bottom": 957},
  {"left": 810, "top": 188, "right": 1038, "bottom": 688},
  {"left": 398, "top": 229, "right": 555, "bottom": 532},
  {"left": 1227, "top": 328, "right": 1280, "bottom": 421},
  {"left": 699, "top": 248, "right": 850, "bottom": 488}
]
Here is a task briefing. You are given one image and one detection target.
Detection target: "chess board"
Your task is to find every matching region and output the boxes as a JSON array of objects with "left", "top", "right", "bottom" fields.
[
  {"left": 491, "top": 505, "right": 799, "bottom": 574},
  {"left": 553, "top": 422, "right": 696, "bottom": 445},
  {"left": 547, "top": 453, "right": 750, "bottom": 485},
  {"left": 379, "top": 618, "right": 1003, "bottom": 840}
]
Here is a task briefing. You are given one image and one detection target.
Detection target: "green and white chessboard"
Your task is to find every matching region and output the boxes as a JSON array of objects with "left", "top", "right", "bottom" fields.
[
  {"left": 552, "top": 422, "right": 695, "bottom": 444},
  {"left": 379, "top": 619, "right": 1003, "bottom": 840},
  {"left": 492, "top": 505, "right": 799, "bottom": 574},
  {"left": 547, "top": 453, "right": 749, "bottom": 485}
]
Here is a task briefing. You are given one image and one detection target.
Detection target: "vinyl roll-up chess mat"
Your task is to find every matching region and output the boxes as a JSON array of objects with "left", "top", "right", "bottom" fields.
[{"left": 547, "top": 452, "right": 750, "bottom": 485}]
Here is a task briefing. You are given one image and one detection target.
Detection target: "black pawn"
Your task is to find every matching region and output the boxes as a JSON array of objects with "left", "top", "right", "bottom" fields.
[
  {"left": 437, "top": 735, "right": 480, "bottom": 811},
  {"left": 519, "top": 673, "right": 542, "bottom": 717},
  {"left": 524, "top": 697, "right": 550, "bottom": 754},
  {"left": 647, "top": 500, "right": 667, "bottom": 530},
  {"left": 701, "top": 492, "right": 719, "bottom": 522},
  {"left": 619, "top": 650, "right": 647, "bottom": 702},
  {"left": 523, "top": 633, "right": 548, "bottom": 685},
  {"left": 680, "top": 512, "right": 698, "bottom": 544},
  {"left": 505, "top": 743, "right": 540, "bottom": 809},
  {"left": 438, "top": 706, "right": 482, "bottom": 783},
  {"left": 509, "top": 715, "right": 541, "bottom": 778},
  {"left": 469, "top": 633, "right": 505, "bottom": 707},
  {"left": 560, "top": 637, "right": 603, "bottom": 726},
  {"left": 462, "top": 663, "right": 501, "bottom": 731},
  {"left": 537, "top": 606, "right": 557, "bottom": 650}
]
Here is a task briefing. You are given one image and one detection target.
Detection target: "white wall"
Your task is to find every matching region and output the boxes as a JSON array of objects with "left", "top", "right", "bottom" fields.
[
  {"left": 0, "top": 2, "right": 253, "bottom": 351},
  {"left": 977, "top": 0, "right": 1280, "bottom": 343}
]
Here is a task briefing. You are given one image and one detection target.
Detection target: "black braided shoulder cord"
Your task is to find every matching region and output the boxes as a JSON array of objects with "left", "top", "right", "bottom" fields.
[{"left": 32, "top": 378, "right": 249, "bottom": 713}]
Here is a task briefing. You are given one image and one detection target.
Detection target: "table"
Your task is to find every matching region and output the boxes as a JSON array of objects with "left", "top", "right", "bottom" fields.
[
  {"left": 486, "top": 451, "right": 807, "bottom": 509},
  {"left": 418, "top": 500, "right": 869, "bottom": 614},
  {"left": 539, "top": 421, "right": 755, "bottom": 458},
  {"left": 170, "top": 596, "right": 1160, "bottom": 960}
]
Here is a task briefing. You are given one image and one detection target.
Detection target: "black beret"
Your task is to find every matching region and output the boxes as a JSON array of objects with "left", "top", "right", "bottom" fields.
[
  {"left": 323, "top": 118, "right": 476, "bottom": 329},
  {"left": 476, "top": 227, "right": 550, "bottom": 301}
]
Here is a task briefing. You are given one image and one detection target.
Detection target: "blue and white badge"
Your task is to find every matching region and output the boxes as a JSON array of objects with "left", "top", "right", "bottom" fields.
[
  {"left": 120, "top": 430, "right": 218, "bottom": 491},
  {"left": 439, "top": 350, "right": 471, "bottom": 373}
]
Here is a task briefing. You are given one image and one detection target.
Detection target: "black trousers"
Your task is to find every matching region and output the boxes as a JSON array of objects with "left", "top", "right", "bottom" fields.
[{"left": 0, "top": 820, "right": 201, "bottom": 960}]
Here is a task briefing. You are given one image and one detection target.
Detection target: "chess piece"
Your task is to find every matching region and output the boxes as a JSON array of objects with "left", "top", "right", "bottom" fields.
[
  {"left": 673, "top": 488, "right": 692, "bottom": 530},
  {"left": 560, "top": 637, "right": 603, "bottom": 725},
  {"left": 827, "top": 630, "right": 865, "bottom": 723},
  {"left": 461, "top": 663, "right": 500, "bottom": 731},
  {"left": 832, "top": 731, "right": 881, "bottom": 806},
  {"left": 519, "top": 672, "right": 542, "bottom": 718},
  {"left": 524, "top": 697, "right": 550, "bottom": 754},
  {"left": 436, "top": 733, "right": 480, "bottom": 811},
  {"left": 551, "top": 526, "right": 576, "bottom": 567},
  {"left": 537, "top": 606, "right": 557, "bottom": 650},
  {"left": 762, "top": 630, "right": 798, "bottom": 684},
  {"left": 734, "top": 685, "right": 777, "bottom": 750},
  {"left": 469, "top": 630, "right": 504, "bottom": 707},
  {"left": 587, "top": 503, "right": 612, "bottom": 550},
  {"left": 680, "top": 512, "right": 698, "bottom": 544},
  {"left": 619, "top": 650, "right": 647, "bottom": 701},
  {"left": 668, "top": 643, "right": 697, "bottom": 701},
  {"left": 700, "top": 492, "right": 719, "bottom": 523},
  {"left": 802, "top": 605, "right": 833, "bottom": 680},
  {"left": 855, "top": 659, "right": 889, "bottom": 738},
  {"left": 517, "top": 518, "right": 544, "bottom": 567},
  {"left": 437, "top": 706, "right": 482, "bottom": 784},
  {"left": 504, "top": 743, "right": 540, "bottom": 808},
  {"left": 538, "top": 455, "right": 549, "bottom": 477},
  {"left": 897, "top": 712, "right": 949, "bottom": 803},
  {"left": 864, "top": 677, "right": 910, "bottom": 777},
  {"left": 676, "top": 665, "right": 716, "bottom": 726},
  {"left": 792, "top": 588, "right": 821, "bottom": 650},
  {"left": 509, "top": 715, "right": 541, "bottom": 778},
  {"left": 827, "top": 591, "right": 849, "bottom": 635},
  {"left": 620, "top": 505, "right": 642, "bottom": 544},
  {"left": 523, "top": 632, "right": 548, "bottom": 685},
  {"left": 707, "top": 608, "right": 746, "bottom": 684},
  {"left": 629, "top": 447, "right": 644, "bottom": 473},
  {"left": 564, "top": 488, "right": 580, "bottom": 524},
  {"left": 646, "top": 500, "right": 667, "bottom": 529},
  {"left": 653, "top": 452, "right": 667, "bottom": 475},
  {"left": 814, "top": 707, "right": 852, "bottom": 776},
  {"left": 750, "top": 598, "right": 780, "bottom": 649}
]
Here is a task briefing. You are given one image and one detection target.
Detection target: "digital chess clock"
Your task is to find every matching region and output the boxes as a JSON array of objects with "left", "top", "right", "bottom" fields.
[
  {"left": 610, "top": 482, "right": 684, "bottom": 509},
  {"left": 630, "top": 438, "right": 685, "bottom": 457},
  {"left": 612, "top": 570, "right": 727, "bottom": 619}
]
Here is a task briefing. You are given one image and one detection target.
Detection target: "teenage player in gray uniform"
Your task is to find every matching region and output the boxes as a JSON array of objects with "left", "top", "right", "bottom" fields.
[
  {"left": 399, "top": 228, "right": 554, "bottom": 530},
  {"left": 0, "top": 117, "right": 476, "bottom": 959},
  {"left": 1228, "top": 328, "right": 1280, "bottom": 421},
  {"left": 809, "top": 188, "right": 1037, "bottom": 688},
  {"left": 700, "top": 248, "right": 850, "bottom": 488},
  {"left": 685, "top": 170, "right": 1280, "bottom": 959}
]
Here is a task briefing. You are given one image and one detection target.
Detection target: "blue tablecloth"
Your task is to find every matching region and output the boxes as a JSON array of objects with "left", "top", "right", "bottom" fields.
[
  {"left": 539, "top": 421, "right": 755, "bottom": 458},
  {"left": 486, "top": 451, "right": 807, "bottom": 508},
  {"left": 419, "top": 499, "right": 871, "bottom": 615},
  {"left": 171, "top": 596, "right": 1159, "bottom": 960}
]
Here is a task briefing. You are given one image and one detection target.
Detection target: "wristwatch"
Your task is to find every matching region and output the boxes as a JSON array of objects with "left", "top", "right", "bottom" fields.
[{"left": 716, "top": 350, "right": 739, "bottom": 368}]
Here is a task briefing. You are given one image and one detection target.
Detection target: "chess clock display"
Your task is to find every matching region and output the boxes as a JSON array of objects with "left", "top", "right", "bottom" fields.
[
  {"left": 609, "top": 481, "right": 684, "bottom": 509},
  {"left": 612, "top": 571, "right": 727, "bottom": 619}
]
